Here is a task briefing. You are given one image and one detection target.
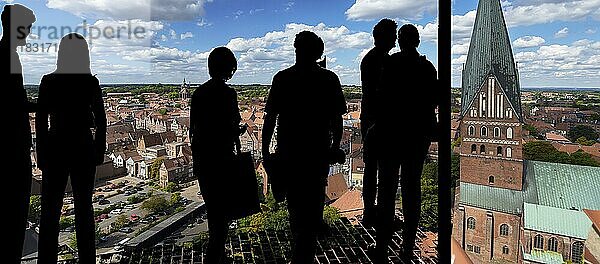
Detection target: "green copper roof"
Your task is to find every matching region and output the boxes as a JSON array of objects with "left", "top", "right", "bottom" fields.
[
  {"left": 459, "top": 182, "right": 527, "bottom": 214},
  {"left": 461, "top": 0, "right": 522, "bottom": 119},
  {"left": 526, "top": 160, "right": 600, "bottom": 211},
  {"left": 524, "top": 203, "right": 592, "bottom": 239},
  {"left": 523, "top": 249, "right": 564, "bottom": 264}
]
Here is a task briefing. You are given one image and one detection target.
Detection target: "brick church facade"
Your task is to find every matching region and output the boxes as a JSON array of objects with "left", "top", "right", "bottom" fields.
[{"left": 452, "top": 0, "right": 600, "bottom": 263}]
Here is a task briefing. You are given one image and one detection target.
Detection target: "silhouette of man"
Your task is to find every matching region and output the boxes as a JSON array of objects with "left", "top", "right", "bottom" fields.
[
  {"left": 359, "top": 18, "right": 397, "bottom": 227},
  {"left": 373, "top": 24, "right": 439, "bottom": 263},
  {"left": 0, "top": 4, "right": 36, "bottom": 263},
  {"left": 262, "top": 31, "right": 346, "bottom": 264},
  {"left": 36, "top": 33, "right": 106, "bottom": 264}
]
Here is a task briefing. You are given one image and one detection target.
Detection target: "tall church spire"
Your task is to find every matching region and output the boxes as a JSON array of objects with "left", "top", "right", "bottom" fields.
[{"left": 461, "top": 0, "right": 522, "bottom": 120}]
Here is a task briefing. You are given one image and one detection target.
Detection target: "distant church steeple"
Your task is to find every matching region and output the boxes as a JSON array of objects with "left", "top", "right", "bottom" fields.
[{"left": 180, "top": 78, "right": 190, "bottom": 101}]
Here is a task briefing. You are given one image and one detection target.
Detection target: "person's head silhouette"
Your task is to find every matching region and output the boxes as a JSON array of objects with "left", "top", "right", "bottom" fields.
[
  {"left": 398, "top": 24, "right": 420, "bottom": 51},
  {"left": 373, "top": 19, "right": 397, "bottom": 52},
  {"left": 208, "top": 46, "right": 237, "bottom": 81},
  {"left": 294, "top": 31, "right": 324, "bottom": 66},
  {"left": 56, "top": 33, "right": 91, "bottom": 74},
  {"left": 1, "top": 4, "right": 36, "bottom": 47}
]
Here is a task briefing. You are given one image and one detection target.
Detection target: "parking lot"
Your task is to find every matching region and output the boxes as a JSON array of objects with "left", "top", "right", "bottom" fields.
[{"left": 57, "top": 176, "right": 203, "bottom": 253}]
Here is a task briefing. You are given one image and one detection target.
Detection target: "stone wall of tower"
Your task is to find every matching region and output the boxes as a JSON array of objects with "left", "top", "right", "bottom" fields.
[{"left": 459, "top": 76, "right": 524, "bottom": 191}]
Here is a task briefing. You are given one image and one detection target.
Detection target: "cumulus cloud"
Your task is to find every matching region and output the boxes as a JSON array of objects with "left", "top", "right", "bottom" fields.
[
  {"left": 46, "top": 0, "right": 212, "bottom": 21},
  {"left": 225, "top": 23, "right": 372, "bottom": 56},
  {"left": 513, "top": 40, "right": 600, "bottom": 86},
  {"left": 554, "top": 27, "right": 569, "bottom": 38},
  {"left": 180, "top": 32, "right": 194, "bottom": 40},
  {"left": 503, "top": 0, "right": 600, "bottom": 27},
  {"left": 345, "top": 0, "right": 437, "bottom": 21},
  {"left": 513, "top": 36, "right": 545, "bottom": 48}
]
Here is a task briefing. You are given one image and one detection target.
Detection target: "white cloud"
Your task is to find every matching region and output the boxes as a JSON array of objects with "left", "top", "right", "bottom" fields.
[
  {"left": 585, "top": 28, "right": 597, "bottom": 34},
  {"left": 513, "top": 36, "right": 545, "bottom": 48},
  {"left": 513, "top": 40, "right": 600, "bottom": 87},
  {"left": 180, "top": 32, "right": 194, "bottom": 40},
  {"left": 345, "top": 0, "right": 437, "bottom": 21},
  {"left": 451, "top": 43, "right": 470, "bottom": 55},
  {"left": 503, "top": 1, "right": 600, "bottom": 27},
  {"left": 46, "top": 0, "right": 212, "bottom": 21},
  {"left": 196, "top": 18, "right": 212, "bottom": 27},
  {"left": 554, "top": 27, "right": 569, "bottom": 38}
]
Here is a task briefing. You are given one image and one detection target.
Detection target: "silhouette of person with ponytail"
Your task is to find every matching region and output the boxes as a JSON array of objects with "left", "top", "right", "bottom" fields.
[{"left": 37, "top": 33, "right": 106, "bottom": 264}]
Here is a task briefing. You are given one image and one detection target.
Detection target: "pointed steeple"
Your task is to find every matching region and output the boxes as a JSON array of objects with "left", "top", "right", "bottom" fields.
[{"left": 461, "top": 0, "right": 522, "bottom": 120}]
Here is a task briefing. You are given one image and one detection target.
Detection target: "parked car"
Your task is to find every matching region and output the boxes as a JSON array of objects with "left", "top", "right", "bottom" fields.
[
  {"left": 110, "top": 209, "right": 123, "bottom": 215},
  {"left": 64, "top": 226, "right": 75, "bottom": 232},
  {"left": 119, "top": 227, "right": 133, "bottom": 233},
  {"left": 124, "top": 204, "right": 135, "bottom": 210},
  {"left": 130, "top": 214, "right": 140, "bottom": 222},
  {"left": 100, "top": 214, "right": 109, "bottom": 219},
  {"left": 99, "top": 199, "right": 110, "bottom": 205}
]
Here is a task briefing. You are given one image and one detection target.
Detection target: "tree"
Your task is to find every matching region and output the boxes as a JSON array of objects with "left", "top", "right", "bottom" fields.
[
  {"left": 167, "top": 91, "right": 179, "bottom": 100},
  {"left": 523, "top": 141, "right": 569, "bottom": 163},
  {"left": 450, "top": 153, "right": 460, "bottom": 203},
  {"left": 112, "top": 214, "right": 129, "bottom": 230},
  {"left": 127, "top": 194, "right": 146, "bottom": 204},
  {"left": 568, "top": 125, "right": 598, "bottom": 142},
  {"left": 163, "top": 182, "right": 179, "bottom": 193},
  {"left": 149, "top": 158, "right": 164, "bottom": 180},
  {"left": 68, "top": 233, "right": 77, "bottom": 251},
  {"left": 420, "top": 162, "right": 438, "bottom": 231},
  {"left": 59, "top": 216, "right": 75, "bottom": 230},
  {"left": 28, "top": 195, "right": 41, "bottom": 223},
  {"left": 523, "top": 124, "right": 540, "bottom": 138},
  {"left": 568, "top": 150, "right": 600, "bottom": 167},
  {"left": 524, "top": 141, "right": 600, "bottom": 167},
  {"left": 141, "top": 195, "right": 170, "bottom": 214},
  {"left": 237, "top": 192, "right": 290, "bottom": 233},
  {"left": 322, "top": 206, "right": 341, "bottom": 225},
  {"left": 576, "top": 136, "right": 596, "bottom": 146},
  {"left": 170, "top": 192, "right": 182, "bottom": 206},
  {"left": 158, "top": 108, "right": 168, "bottom": 115}
]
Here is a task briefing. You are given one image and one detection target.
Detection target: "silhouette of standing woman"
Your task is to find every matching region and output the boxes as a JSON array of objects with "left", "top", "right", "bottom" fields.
[
  {"left": 0, "top": 4, "right": 36, "bottom": 263},
  {"left": 190, "top": 47, "right": 241, "bottom": 264},
  {"left": 36, "top": 33, "right": 106, "bottom": 264}
]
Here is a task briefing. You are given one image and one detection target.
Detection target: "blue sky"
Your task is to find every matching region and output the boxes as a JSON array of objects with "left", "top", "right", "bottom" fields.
[
  {"left": 1, "top": 0, "right": 598, "bottom": 87},
  {"left": 0, "top": 0, "right": 439, "bottom": 85}
]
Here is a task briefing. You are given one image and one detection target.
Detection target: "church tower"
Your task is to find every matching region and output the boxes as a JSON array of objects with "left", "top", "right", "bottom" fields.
[
  {"left": 180, "top": 78, "right": 190, "bottom": 101},
  {"left": 459, "top": 0, "right": 524, "bottom": 191},
  {"left": 453, "top": 0, "right": 525, "bottom": 263}
]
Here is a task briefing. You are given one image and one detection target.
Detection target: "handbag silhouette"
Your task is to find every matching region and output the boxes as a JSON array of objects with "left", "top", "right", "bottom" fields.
[{"left": 225, "top": 146, "right": 261, "bottom": 221}]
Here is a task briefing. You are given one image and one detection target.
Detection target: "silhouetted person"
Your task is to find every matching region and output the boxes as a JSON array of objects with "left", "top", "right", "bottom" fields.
[
  {"left": 359, "top": 18, "right": 397, "bottom": 228},
  {"left": 262, "top": 31, "right": 346, "bottom": 264},
  {"left": 373, "top": 24, "right": 439, "bottom": 263},
  {"left": 0, "top": 4, "right": 36, "bottom": 263},
  {"left": 190, "top": 47, "right": 241, "bottom": 264},
  {"left": 36, "top": 33, "right": 106, "bottom": 264}
]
